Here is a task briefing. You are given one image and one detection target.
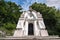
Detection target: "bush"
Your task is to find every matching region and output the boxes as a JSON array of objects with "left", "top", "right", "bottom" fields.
[{"left": 3, "top": 23, "right": 16, "bottom": 30}]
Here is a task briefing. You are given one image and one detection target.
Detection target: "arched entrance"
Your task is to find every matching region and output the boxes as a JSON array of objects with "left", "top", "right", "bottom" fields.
[{"left": 28, "top": 23, "right": 34, "bottom": 35}]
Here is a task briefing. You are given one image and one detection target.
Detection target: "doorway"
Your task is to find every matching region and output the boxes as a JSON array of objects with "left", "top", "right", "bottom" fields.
[{"left": 28, "top": 23, "right": 34, "bottom": 35}]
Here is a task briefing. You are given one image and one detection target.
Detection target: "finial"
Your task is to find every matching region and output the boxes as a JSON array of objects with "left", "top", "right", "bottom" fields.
[{"left": 29, "top": 7, "right": 33, "bottom": 12}]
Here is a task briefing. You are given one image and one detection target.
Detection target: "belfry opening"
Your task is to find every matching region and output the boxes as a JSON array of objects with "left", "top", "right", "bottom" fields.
[{"left": 28, "top": 23, "right": 34, "bottom": 35}]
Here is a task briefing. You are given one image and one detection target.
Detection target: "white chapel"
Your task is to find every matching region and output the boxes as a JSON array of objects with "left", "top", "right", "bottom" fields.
[{"left": 13, "top": 9, "right": 49, "bottom": 37}]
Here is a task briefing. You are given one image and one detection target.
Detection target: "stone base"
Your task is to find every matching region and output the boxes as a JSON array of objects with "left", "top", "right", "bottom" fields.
[
  {"left": 0, "top": 36, "right": 60, "bottom": 40},
  {"left": 40, "top": 30, "right": 48, "bottom": 36}
]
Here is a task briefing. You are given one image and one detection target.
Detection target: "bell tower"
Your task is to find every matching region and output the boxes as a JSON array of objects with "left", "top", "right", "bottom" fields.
[{"left": 13, "top": 9, "right": 49, "bottom": 37}]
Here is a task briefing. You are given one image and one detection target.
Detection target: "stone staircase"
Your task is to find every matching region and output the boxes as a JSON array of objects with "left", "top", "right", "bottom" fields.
[{"left": 0, "top": 36, "right": 60, "bottom": 40}]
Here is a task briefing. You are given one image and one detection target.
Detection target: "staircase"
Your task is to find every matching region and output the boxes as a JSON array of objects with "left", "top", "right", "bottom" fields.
[{"left": 0, "top": 36, "right": 60, "bottom": 40}]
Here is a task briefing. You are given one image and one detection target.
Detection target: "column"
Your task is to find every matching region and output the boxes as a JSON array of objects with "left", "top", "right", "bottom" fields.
[
  {"left": 34, "top": 21, "right": 40, "bottom": 36},
  {"left": 24, "top": 21, "right": 28, "bottom": 36}
]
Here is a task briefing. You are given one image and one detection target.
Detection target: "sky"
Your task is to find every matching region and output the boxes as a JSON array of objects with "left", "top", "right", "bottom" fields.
[
  {"left": 5, "top": 0, "right": 60, "bottom": 11},
  {"left": 46, "top": 0, "right": 60, "bottom": 9}
]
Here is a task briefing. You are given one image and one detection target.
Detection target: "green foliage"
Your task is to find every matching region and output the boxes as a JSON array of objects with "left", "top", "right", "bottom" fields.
[
  {"left": 30, "top": 3, "right": 60, "bottom": 36},
  {"left": 3, "top": 23, "right": 16, "bottom": 30},
  {"left": 0, "top": 0, "right": 22, "bottom": 36}
]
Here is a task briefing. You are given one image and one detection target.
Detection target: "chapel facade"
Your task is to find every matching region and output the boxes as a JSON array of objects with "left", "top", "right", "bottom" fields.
[{"left": 13, "top": 10, "right": 48, "bottom": 37}]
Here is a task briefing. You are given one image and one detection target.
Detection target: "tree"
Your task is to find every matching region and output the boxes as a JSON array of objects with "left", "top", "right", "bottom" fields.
[
  {"left": 0, "top": 0, "right": 22, "bottom": 36},
  {"left": 30, "top": 3, "right": 60, "bottom": 36}
]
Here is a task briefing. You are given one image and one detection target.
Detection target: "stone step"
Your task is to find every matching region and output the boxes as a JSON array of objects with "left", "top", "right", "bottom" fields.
[{"left": 0, "top": 36, "right": 60, "bottom": 40}]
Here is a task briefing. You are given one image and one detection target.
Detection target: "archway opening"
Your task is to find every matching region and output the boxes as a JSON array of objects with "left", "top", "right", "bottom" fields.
[{"left": 28, "top": 23, "right": 34, "bottom": 35}]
